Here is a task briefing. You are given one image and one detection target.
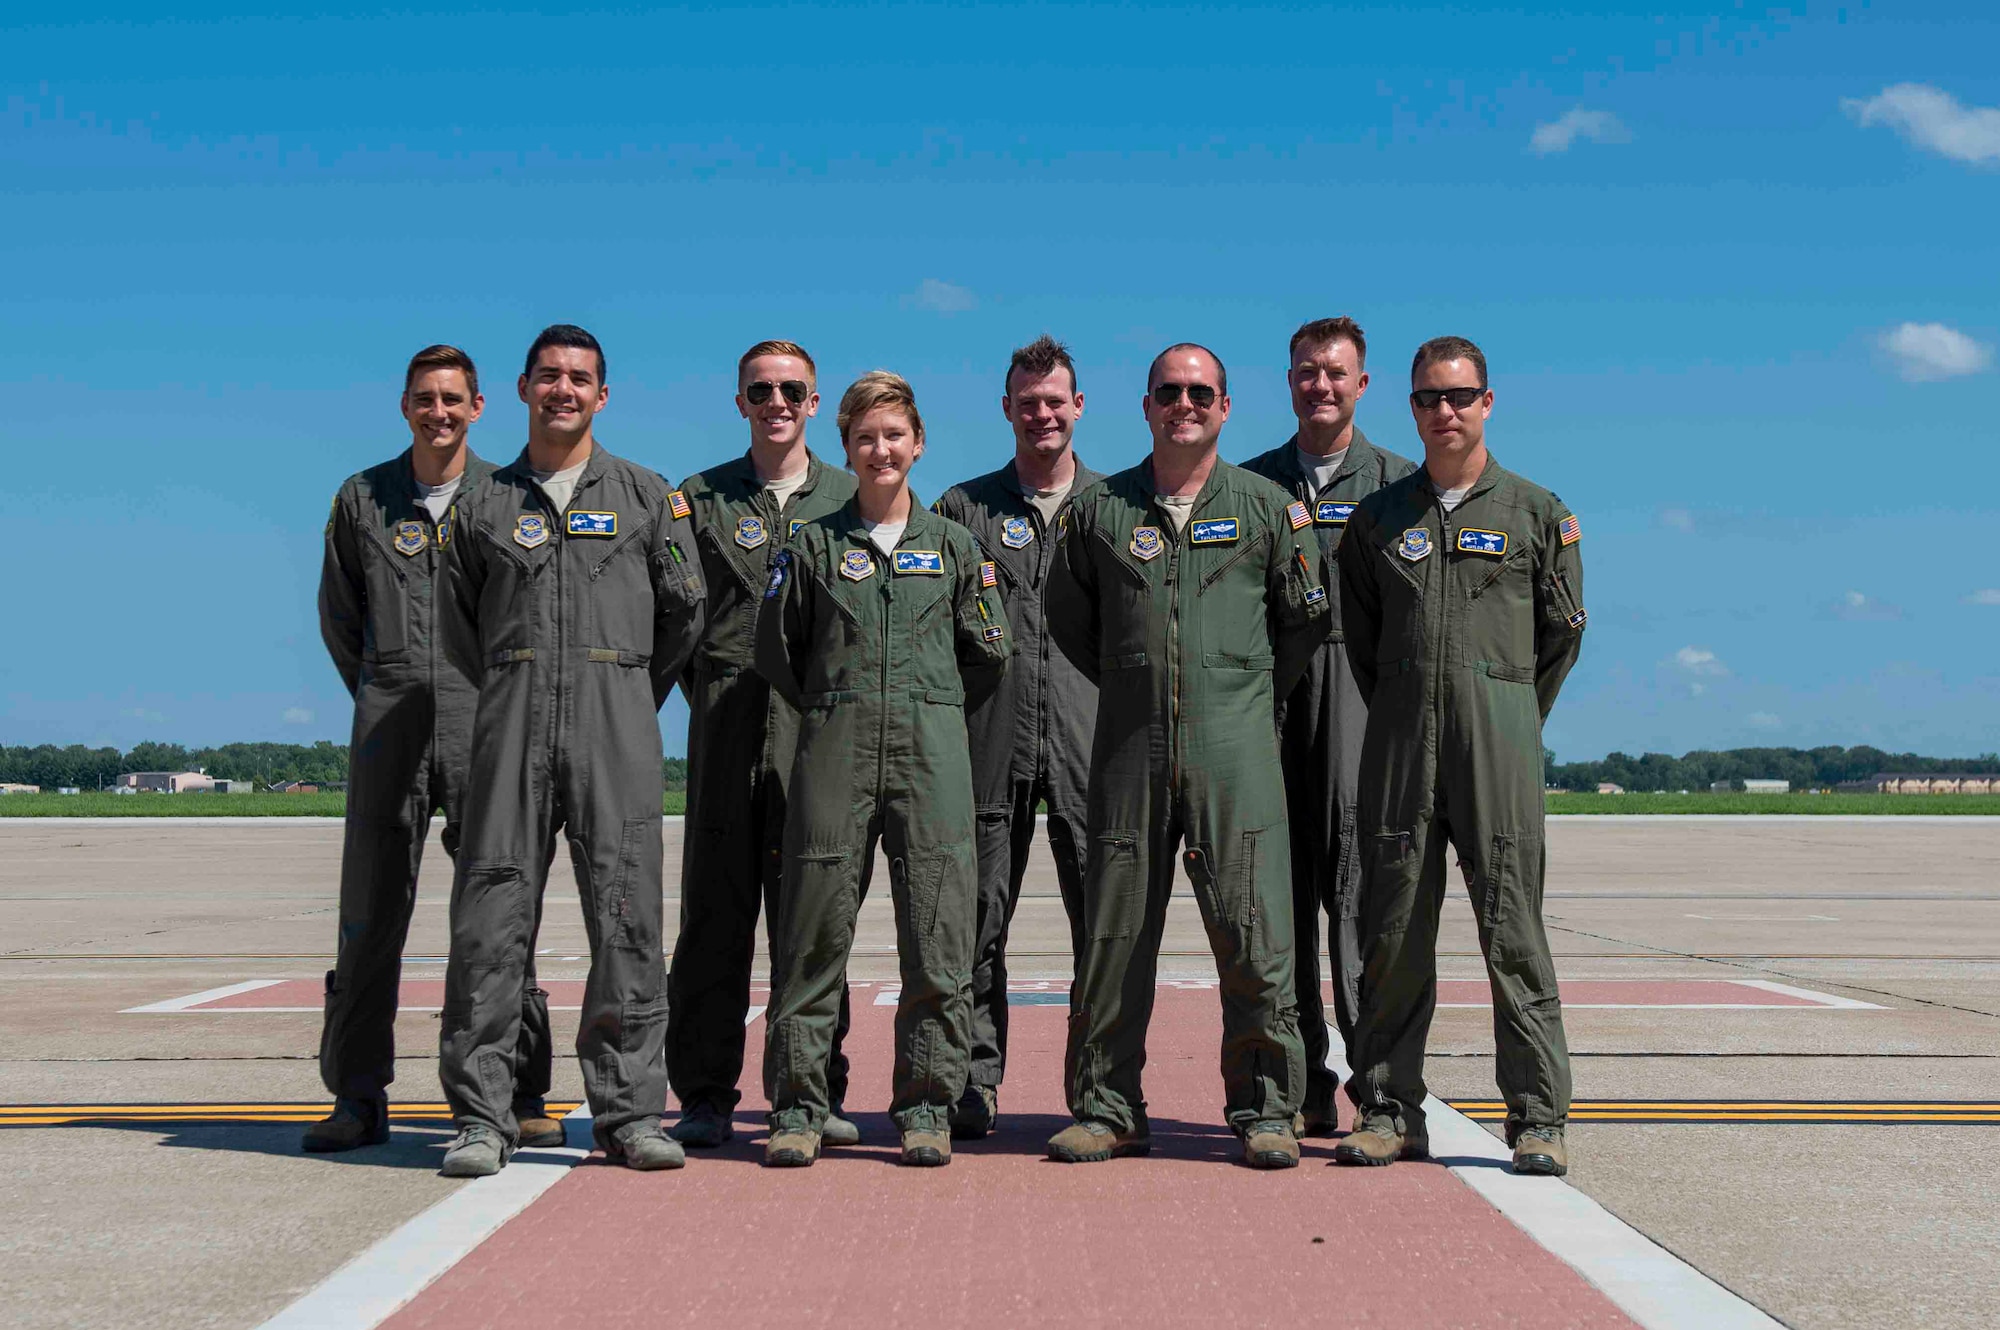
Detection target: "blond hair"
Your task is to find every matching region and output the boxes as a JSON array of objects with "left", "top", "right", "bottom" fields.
[{"left": 837, "top": 370, "right": 924, "bottom": 445}]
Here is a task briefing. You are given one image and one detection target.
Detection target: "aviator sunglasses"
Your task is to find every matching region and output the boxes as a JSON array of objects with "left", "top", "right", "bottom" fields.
[
  {"left": 1151, "top": 382, "right": 1218, "bottom": 408},
  {"left": 745, "top": 379, "right": 811, "bottom": 406},
  {"left": 1410, "top": 387, "right": 1486, "bottom": 411}
]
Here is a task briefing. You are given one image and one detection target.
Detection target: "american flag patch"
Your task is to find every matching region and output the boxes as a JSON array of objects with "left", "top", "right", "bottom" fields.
[
  {"left": 1287, "top": 501, "right": 1312, "bottom": 530},
  {"left": 668, "top": 490, "right": 692, "bottom": 521},
  {"left": 1558, "top": 514, "right": 1581, "bottom": 546},
  {"left": 980, "top": 560, "right": 997, "bottom": 588}
]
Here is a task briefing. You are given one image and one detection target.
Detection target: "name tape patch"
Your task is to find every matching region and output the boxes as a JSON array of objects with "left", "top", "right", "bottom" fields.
[
  {"left": 1189, "top": 517, "right": 1239, "bottom": 545},
  {"left": 894, "top": 549, "right": 945, "bottom": 576},
  {"left": 567, "top": 510, "right": 617, "bottom": 538},
  {"left": 789, "top": 518, "right": 806, "bottom": 538},
  {"left": 1456, "top": 527, "right": 1508, "bottom": 557},
  {"left": 1316, "top": 501, "right": 1356, "bottom": 525}
]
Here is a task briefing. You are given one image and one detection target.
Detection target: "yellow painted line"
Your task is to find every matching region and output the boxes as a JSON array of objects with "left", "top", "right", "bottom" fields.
[{"left": 0, "top": 1101, "right": 584, "bottom": 1126}]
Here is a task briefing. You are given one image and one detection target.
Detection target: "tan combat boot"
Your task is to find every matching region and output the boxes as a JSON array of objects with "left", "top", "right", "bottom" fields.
[
  {"left": 1512, "top": 1127, "right": 1569, "bottom": 1176},
  {"left": 1242, "top": 1120, "right": 1302, "bottom": 1169},
  {"left": 900, "top": 1127, "right": 952, "bottom": 1167},
  {"left": 764, "top": 1127, "right": 821, "bottom": 1168},
  {"left": 513, "top": 1099, "right": 566, "bottom": 1149},
  {"left": 1333, "top": 1121, "right": 1419, "bottom": 1167},
  {"left": 1047, "top": 1119, "right": 1151, "bottom": 1163}
]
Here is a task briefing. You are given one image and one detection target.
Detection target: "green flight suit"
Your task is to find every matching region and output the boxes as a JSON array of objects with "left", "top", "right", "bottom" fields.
[
  {"left": 1047, "top": 459, "right": 1333, "bottom": 1134},
  {"left": 666, "top": 450, "right": 861, "bottom": 1118},
  {"left": 932, "top": 457, "right": 1102, "bottom": 1092},
  {"left": 437, "top": 445, "right": 706, "bottom": 1150},
  {"left": 316, "top": 448, "right": 554, "bottom": 1107},
  {"left": 1337, "top": 456, "right": 1586, "bottom": 1144},
  {"left": 1239, "top": 430, "right": 1418, "bottom": 1115},
  {"left": 756, "top": 500, "right": 1011, "bottom": 1134}
]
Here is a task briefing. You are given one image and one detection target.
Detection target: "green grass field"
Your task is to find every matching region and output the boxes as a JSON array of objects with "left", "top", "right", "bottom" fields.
[{"left": 4, "top": 791, "right": 1990, "bottom": 818}]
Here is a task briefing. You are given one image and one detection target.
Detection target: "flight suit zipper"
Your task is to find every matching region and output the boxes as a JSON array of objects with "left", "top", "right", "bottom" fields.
[{"left": 1165, "top": 533, "right": 1182, "bottom": 795}]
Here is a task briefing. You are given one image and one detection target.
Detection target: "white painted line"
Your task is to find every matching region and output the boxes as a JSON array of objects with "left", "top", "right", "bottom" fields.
[
  {"left": 120, "top": 979, "right": 286, "bottom": 1013},
  {"left": 1327, "top": 1037, "right": 1783, "bottom": 1330},
  {"left": 1733, "top": 978, "right": 1884, "bottom": 1010},
  {"left": 1684, "top": 914, "right": 1838, "bottom": 922}
]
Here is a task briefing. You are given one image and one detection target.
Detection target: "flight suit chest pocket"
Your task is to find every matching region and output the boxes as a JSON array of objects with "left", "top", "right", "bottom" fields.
[
  {"left": 1197, "top": 530, "right": 1271, "bottom": 661},
  {"left": 1460, "top": 532, "right": 1529, "bottom": 600},
  {"left": 359, "top": 537, "right": 412, "bottom": 661},
  {"left": 1094, "top": 529, "right": 1155, "bottom": 662}
]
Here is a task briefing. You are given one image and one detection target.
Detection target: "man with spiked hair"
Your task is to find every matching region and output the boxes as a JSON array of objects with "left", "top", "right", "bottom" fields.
[{"left": 932, "top": 334, "right": 1101, "bottom": 1139}]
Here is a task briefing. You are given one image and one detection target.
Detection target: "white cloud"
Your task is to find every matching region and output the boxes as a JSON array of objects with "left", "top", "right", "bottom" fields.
[
  {"left": 1967, "top": 589, "right": 2000, "bottom": 606},
  {"left": 1673, "top": 646, "right": 1728, "bottom": 676},
  {"left": 906, "top": 278, "right": 976, "bottom": 314},
  {"left": 1659, "top": 507, "right": 1695, "bottom": 533},
  {"left": 282, "top": 707, "right": 314, "bottom": 725},
  {"left": 1529, "top": 108, "right": 1631, "bottom": 155},
  {"left": 1748, "top": 711, "right": 1781, "bottom": 729},
  {"left": 1878, "top": 321, "right": 1993, "bottom": 383},
  {"left": 1830, "top": 590, "right": 1904, "bottom": 622},
  {"left": 1842, "top": 83, "right": 2000, "bottom": 165}
]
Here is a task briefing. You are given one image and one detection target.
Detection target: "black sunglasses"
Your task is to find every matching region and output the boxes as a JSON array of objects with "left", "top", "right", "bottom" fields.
[
  {"left": 1410, "top": 387, "right": 1485, "bottom": 411},
  {"left": 1151, "top": 382, "right": 1218, "bottom": 408},
  {"left": 745, "top": 379, "right": 811, "bottom": 406}
]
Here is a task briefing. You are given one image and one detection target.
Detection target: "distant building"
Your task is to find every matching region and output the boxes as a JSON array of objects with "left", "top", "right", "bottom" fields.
[
  {"left": 272, "top": 781, "right": 320, "bottom": 794},
  {"left": 210, "top": 779, "right": 256, "bottom": 794},
  {"left": 115, "top": 771, "right": 215, "bottom": 794},
  {"left": 1596, "top": 782, "right": 1625, "bottom": 795},
  {"left": 1710, "top": 779, "right": 1792, "bottom": 794},
  {"left": 56, "top": 787, "right": 80, "bottom": 795},
  {"left": 1838, "top": 773, "right": 1998, "bottom": 795},
  {"left": 0, "top": 782, "right": 41, "bottom": 795}
]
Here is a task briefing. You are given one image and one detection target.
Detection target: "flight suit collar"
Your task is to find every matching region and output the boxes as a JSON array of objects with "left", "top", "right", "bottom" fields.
[
  {"left": 392, "top": 446, "right": 493, "bottom": 502},
  {"left": 1269, "top": 428, "right": 1383, "bottom": 491},
  {"left": 835, "top": 492, "right": 935, "bottom": 550},
  {"left": 1139, "top": 453, "right": 1230, "bottom": 530},
  {"left": 721, "top": 447, "right": 835, "bottom": 503},
  {"left": 503, "top": 441, "right": 620, "bottom": 510},
  {"left": 1416, "top": 450, "right": 1504, "bottom": 509},
  {"left": 1003, "top": 455, "right": 1102, "bottom": 525}
]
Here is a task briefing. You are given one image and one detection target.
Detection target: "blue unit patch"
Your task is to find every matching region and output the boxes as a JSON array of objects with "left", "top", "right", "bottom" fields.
[
  {"left": 1456, "top": 527, "right": 1508, "bottom": 557},
  {"left": 392, "top": 520, "right": 427, "bottom": 557},
  {"left": 1189, "top": 517, "right": 1240, "bottom": 545},
  {"left": 983, "top": 624, "right": 1005, "bottom": 641},
  {"left": 1001, "top": 515, "right": 1034, "bottom": 549},
  {"left": 839, "top": 548, "right": 875, "bottom": 582},
  {"left": 894, "top": 549, "right": 945, "bottom": 576},
  {"left": 789, "top": 519, "right": 806, "bottom": 538},
  {"left": 1305, "top": 585, "right": 1327, "bottom": 605},
  {"left": 1568, "top": 607, "right": 1588, "bottom": 629},
  {"left": 437, "top": 514, "right": 453, "bottom": 548},
  {"left": 514, "top": 514, "right": 550, "bottom": 550},
  {"left": 1397, "top": 528, "right": 1432, "bottom": 562},
  {"left": 567, "top": 510, "right": 617, "bottom": 538},
  {"left": 1129, "top": 526, "right": 1164, "bottom": 561},
  {"left": 764, "top": 550, "right": 789, "bottom": 599},
  {"left": 735, "top": 515, "right": 768, "bottom": 549},
  {"left": 1315, "top": 501, "right": 1356, "bottom": 525}
]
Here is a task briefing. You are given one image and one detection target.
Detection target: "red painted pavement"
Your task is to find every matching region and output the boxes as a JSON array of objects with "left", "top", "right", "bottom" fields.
[
  {"left": 174, "top": 976, "right": 1833, "bottom": 1010},
  {"left": 379, "top": 986, "right": 1637, "bottom": 1330}
]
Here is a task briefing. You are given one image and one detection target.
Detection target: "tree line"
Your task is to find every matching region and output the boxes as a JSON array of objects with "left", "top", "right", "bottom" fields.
[
  {"left": 0, "top": 743, "right": 691, "bottom": 791},
  {"left": 1545, "top": 745, "right": 2000, "bottom": 793}
]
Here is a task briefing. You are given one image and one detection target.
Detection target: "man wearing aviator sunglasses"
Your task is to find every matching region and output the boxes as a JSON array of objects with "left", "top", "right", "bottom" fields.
[
  {"left": 664, "top": 340, "right": 865, "bottom": 1152},
  {"left": 1334, "top": 336, "right": 1587, "bottom": 1178},
  {"left": 1045, "top": 343, "right": 1333, "bottom": 1170}
]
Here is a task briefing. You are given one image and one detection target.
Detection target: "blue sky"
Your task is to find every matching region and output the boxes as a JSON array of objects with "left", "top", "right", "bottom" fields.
[{"left": 4, "top": 1, "right": 1997, "bottom": 761}]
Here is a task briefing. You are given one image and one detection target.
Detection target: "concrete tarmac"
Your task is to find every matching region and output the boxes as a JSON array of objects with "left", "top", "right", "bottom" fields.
[{"left": 1, "top": 816, "right": 1997, "bottom": 1329}]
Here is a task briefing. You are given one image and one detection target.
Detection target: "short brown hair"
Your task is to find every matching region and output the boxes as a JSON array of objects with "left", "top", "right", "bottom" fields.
[
  {"left": 1148, "top": 342, "right": 1227, "bottom": 396},
  {"left": 738, "top": 339, "right": 817, "bottom": 386},
  {"left": 1289, "top": 317, "right": 1366, "bottom": 368},
  {"left": 404, "top": 344, "right": 479, "bottom": 397},
  {"left": 837, "top": 370, "right": 924, "bottom": 445},
  {"left": 1005, "top": 334, "right": 1078, "bottom": 396},
  {"left": 1411, "top": 335, "right": 1487, "bottom": 388}
]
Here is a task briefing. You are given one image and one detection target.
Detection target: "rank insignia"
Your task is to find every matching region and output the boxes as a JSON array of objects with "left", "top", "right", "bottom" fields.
[
  {"left": 983, "top": 625, "right": 1005, "bottom": 641},
  {"left": 1568, "top": 607, "right": 1589, "bottom": 629},
  {"left": 1397, "top": 528, "right": 1432, "bottom": 562},
  {"left": 668, "top": 490, "right": 692, "bottom": 521},
  {"left": 567, "top": 510, "right": 617, "bottom": 538},
  {"left": 1129, "top": 526, "right": 1164, "bottom": 561},
  {"left": 839, "top": 549, "right": 875, "bottom": 582},
  {"left": 980, "top": 560, "right": 997, "bottom": 588},
  {"left": 1287, "top": 501, "right": 1312, "bottom": 531},
  {"left": 513, "top": 514, "right": 549, "bottom": 550},
  {"left": 392, "top": 520, "right": 427, "bottom": 557},
  {"left": 1190, "top": 517, "right": 1239, "bottom": 545},
  {"left": 1456, "top": 527, "right": 1508, "bottom": 557},
  {"left": 894, "top": 549, "right": 945, "bottom": 576},
  {"left": 765, "top": 550, "right": 789, "bottom": 600},
  {"left": 789, "top": 519, "right": 806, "bottom": 538},
  {"left": 1305, "top": 585, "right": 1327, "bottom": 605},
  {"left": 735, "top": 515, "right": 768, "bottom": 549},
  {"left": 1001, "top": 515, "right": 1034, "bottom": 549},
  {"left": 1559, "top": 513, "right": 1582, "bottom": 547},
  {"left": 1316, "top": 501, "right": 1356, "bottom": 525}
]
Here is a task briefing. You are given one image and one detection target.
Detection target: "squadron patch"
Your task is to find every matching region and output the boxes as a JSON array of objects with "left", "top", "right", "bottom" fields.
[
  {"left": 1568, "top": 607, "right": 1589, "bottom": 629},
  {"left": 735, "top": 515, "right": 768, "bottom": 549},
  {"left": 894, "top": 549, "right": 945, "bottom": 576},
  {"left": 668, "top": 490, "right": 692, "bottom": 521},
  {"left": 839, "top": 549, "right": 875, "bottom": 582},
  {"left": 1305, "top": 585, "right": 1327, "bottom": 605},
  {"left": 1189, "top": 517, "right": 1240, "bottom": 545},
  {"left": 1397, "top": 528, "right": 1432, "bottom": 562},
  {"left": 1315, "top": 500, "right": 1356, "bottom": 525},
  {"left": 764, "top": 550, "right": 789, "bottom": 600},
  {"left": 392, "top": 520, "right": 427, "bottom": 557},
  {"left": 514, "top": 514, "right": 550, "bottom": 550},
  {"left": 983, "top": 625, "right": 1005, "bottom": 641},
  {"left": 1456, "top": 528, "right": 1508, "bottom": 557},
  {"left": 1129, "top": 526, "right": 1164, "bottom": 561},
  {"left": 1001, "top": 515, "right": 1034, "bottom": 549},
  {"left": 1559, "top": 513, "right": 1582, "bottom": 547},
  {"left": 567, "top": 510, "right": 617, "bottom": 538},
  {"left": 980, "top": 560, "right": 997, "bottom": 588},
  {"left": 1287, "top": 501, "right": 1312, "bottom": 531}
]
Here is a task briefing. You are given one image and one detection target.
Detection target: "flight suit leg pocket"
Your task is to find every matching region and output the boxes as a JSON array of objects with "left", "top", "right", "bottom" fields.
[
  {"left": 1334, "top": 805, "right": 1362, "bottom": 921},
  {"left": 1085, "top": 831, "right": 1141, "bottom": 940},
  {"left": 1480, "top": 833, "right": 1517, "bottom": 933},
  {"left": 451, "top": 864, "right": 531, "bottom": 970},
  {"left": 1363, "top": 831, "right": 1421, "bottom": 936}
]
